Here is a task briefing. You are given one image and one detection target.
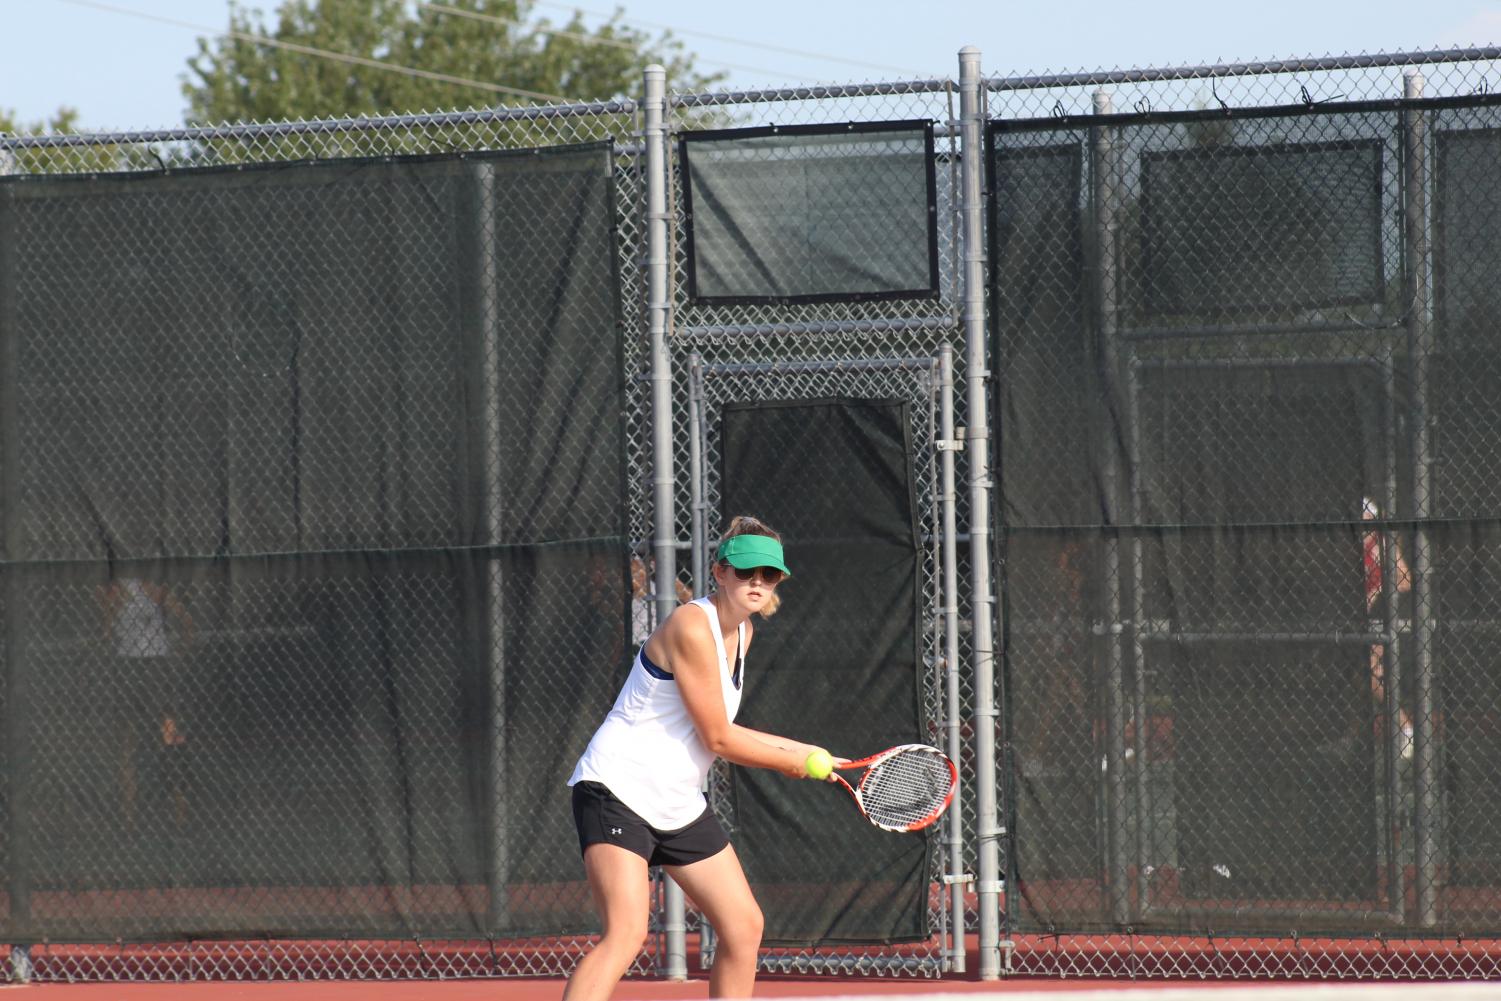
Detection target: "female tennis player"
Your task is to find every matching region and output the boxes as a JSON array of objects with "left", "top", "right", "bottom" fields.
[{"left": 564, "top": 515, "right": 837, "bottom": 1001}]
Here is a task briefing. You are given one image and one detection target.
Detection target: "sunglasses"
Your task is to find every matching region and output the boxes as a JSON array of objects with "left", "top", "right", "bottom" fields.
[{"left": 724, "top": 563, "right": 785, "bottom": 585}]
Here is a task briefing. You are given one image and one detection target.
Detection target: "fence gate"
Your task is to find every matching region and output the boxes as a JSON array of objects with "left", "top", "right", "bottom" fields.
[{"left": 684, "top": 357, "right": 963, "bottom": 975}]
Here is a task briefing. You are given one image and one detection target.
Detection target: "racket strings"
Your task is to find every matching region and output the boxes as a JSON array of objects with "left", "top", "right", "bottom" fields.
[{"left": 860, "top": 751, "right": 953, "bottom": 829}]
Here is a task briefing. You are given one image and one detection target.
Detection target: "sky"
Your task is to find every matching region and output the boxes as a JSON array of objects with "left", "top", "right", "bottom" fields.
[{"left": 5, "top": 0, "right": 1501, "bottom": 130}]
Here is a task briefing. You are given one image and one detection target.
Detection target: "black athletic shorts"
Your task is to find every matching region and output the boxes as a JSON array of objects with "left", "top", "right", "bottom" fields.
[{"left": 571, "top": 780, "right": 729, "bottom": 867}]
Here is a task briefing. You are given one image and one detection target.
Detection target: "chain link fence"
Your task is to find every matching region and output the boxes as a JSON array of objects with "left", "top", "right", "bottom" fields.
[
  {"left": 988, "top": 51, "right": 1501, "bottom": 979},
  {"left": 1, "top": 42, "right": 1500, "bottom": 984},
  {"left": 0, "top": 120, "right": 644, "bottom": 981}
]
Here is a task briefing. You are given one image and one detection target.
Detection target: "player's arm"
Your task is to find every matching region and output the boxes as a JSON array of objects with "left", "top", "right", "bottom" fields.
[
  {"left": 659, "top": 608, "right": 814, "bottom": 779},
  {"left": 739, "top": 725, "right": 823, "bottom": 758},
  {"left": 1394, "top": 539, "right": 1413, "bottom": 594}
]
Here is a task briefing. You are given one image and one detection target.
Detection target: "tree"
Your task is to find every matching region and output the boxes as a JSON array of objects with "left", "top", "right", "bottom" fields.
[
  {"left": 0, "top": 107, "right": 79, "bottom": 136},
  {"left": 182, "top": 0, "right": 724, "bottom": 125},
  {"left": 0, "top": 106, "right": 124, "bottom": 173}
]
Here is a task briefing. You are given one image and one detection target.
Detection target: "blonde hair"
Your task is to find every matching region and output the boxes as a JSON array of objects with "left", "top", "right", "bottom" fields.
[{"left": 717, "top": 514, "right": 783, "bottom": 617}]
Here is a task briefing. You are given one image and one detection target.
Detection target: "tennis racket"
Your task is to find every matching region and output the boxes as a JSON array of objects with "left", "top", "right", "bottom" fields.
[{"left": 828, "top": 743, "right": 957, "bottom": 833}]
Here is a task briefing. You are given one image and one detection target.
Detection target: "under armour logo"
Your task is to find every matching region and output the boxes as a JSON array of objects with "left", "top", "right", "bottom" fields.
[{"left": 610, "top": 827, "right": 622, "bottom": 836}]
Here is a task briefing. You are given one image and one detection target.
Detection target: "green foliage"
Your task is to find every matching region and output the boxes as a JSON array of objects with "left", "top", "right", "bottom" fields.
[
  {"left": 182, "top": 0, "right": 724, "bottom": 125},
  {"left": 0, "top": 106, "right": 128, "bottom": 173},
  {"left": 1, "top": 106, "right": 82, "bottom": 136}
]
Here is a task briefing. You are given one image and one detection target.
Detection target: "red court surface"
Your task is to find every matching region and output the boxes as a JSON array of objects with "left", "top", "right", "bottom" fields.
[
  {"left": 0, "top": 979, "right": 1345, "bottom": 1000},
  {"left": 8, "top": 978, "right": 1493, "bottom": 1001},
  {"left": 6, "top": 934, "right": 1495, "bottom": 998}
]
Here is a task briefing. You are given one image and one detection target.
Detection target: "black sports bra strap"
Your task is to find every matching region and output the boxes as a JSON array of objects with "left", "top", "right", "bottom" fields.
[{"left": 732, "top": 626, "right": 744, "bottom": 690}]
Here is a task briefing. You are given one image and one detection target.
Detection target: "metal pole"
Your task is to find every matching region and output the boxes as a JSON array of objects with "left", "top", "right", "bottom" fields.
[
  {"left": 958, "top": 45, "right": 1002, "bottom": 980},
  {"left": 1379, "top": 350, "right": 1405, "bottom": 924},
  {"left": 0, "top": 141, "right": 30, "bottom": 985},
  {"left": 1402, "top": 70, "right": 1440, "bottom": 928},
  {"left": 644, "top": 63, "right": 688, "bottom": 980},
  {"left": 669, "top": 78, "right": 953, "bottom": 108},
  {"left": 475, "top": 160, "right": 510, "bottom": 934},
  {"left": 701, "top": 357, "right": 937, "bottom": 378},
  {"left": 687, "top": 353, "right": 716, "bottom": 970},
  {"left": 688, "top": 354, "right": 707, "bottom": 592},
  {"left": 682, "top": 316, "right": 956, "bottom": 338},
  {"left": 937, "top": 344, "right": 967, "bottom": 973},
  {"left": 1091, "top": 87, "right": 1132, "bottom": 928},
  {"left": 1125, "top": 356, "right": 1152, "bottom": 920}
]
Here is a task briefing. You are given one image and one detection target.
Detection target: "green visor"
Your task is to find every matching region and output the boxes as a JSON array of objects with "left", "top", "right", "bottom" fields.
[{"left": 716, "top": 534, "right": 791, "bottom": 578}]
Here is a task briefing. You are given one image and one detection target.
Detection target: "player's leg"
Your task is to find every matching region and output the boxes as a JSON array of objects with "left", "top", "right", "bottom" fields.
[
  {"left": 561, "top": 843, "right": 652, "bottom": 1001},
  {"left": 665, "top": 844, "right": 763, "bottom": 999}
]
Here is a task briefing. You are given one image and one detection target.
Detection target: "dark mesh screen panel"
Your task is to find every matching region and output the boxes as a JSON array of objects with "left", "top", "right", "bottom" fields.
[
  {"left": 1424, "top": 104, "right": 1501, "bottom": 935},
  {"left": 1158, "top": 639, "right": 1379, "bottom": 912},
  {"left": 990, "top": 139, "right": 1093, "bottom": 528},
  {"left": 17, "top": 555, "right": 489, "bottom": 939},
  {"left": 1136, "top": 362, "right": 1387, "bottom": 636},
  {"left": 1435, "top": 127, "right": 1501, "bottom": 355},
  {"left": 497, "top": 541, "right": 628, "bottom": 933},
  {"left": 1004, "top": 533, "right": 1104, "bottom": 897},
  {"left": 1432, "top": 112, "right": 1501, "bottom": 923},
  {"left": 0, "top": 143, "right": 626, "bottom": 942},
  {"left": 681, "top": 123, "right": 937, "bottom": 304},
  {"left": 1134, "top": 365, "right": 1390, "bottom": 928},
  {"left": 718, "top": 398, "right": 927, "bottom": 945},
  {"left": 991, "top": 104, "right": 1420, "bottom": 935},
  {"left": 1136, "top": 362, "right": 1387, "bottom": 528},
  {"left": 1140, "top": 140, "right": 1383, "bottom": 318},
  {"left": 1433, "top": 124, "right": 1501, "bottom": 519},
  {"left": 1431, "top": 348, "right": 1501, "bottom": 520},
  {"left": 489, "top": 153, "right": 625, "bottom": 544},
  {"left": 1430, "top": 114, "right": 1501, "bottom": 923},
  {"left": 1430, "top": 524, "right": 1501, "bottom": 905},
  {"left": 7, "top": 161, "right": 481, "bottom": 560}
]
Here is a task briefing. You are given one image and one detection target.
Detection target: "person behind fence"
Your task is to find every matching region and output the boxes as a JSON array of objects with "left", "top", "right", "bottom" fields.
[
  {"left": 1363, "top": 497, "right": 1413, "bottom": 757},
  {"left": 98, "top": 575, "right": 194, "bottom": 833},
  {"left": 563, "top": 516, "right": 841, "bottom": 1001},
  {"left": 629, "top": 552, "right": 693, "bottom": 647},
  {"left": 584, "top": 552, "right": 692, "bottom": 674}
]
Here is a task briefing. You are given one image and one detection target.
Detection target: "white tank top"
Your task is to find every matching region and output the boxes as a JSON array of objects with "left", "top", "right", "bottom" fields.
[
  {"left": 568, "top": 596, "right": 745, "bottom": 830},
  {"left": 113, "top": 578, "right": 171, "bottom": 658}
]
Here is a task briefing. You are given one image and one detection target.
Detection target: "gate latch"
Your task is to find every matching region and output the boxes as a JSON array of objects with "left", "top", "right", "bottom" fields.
[{"left": 937, "top": 429, "right": 966, "bottom": 452}]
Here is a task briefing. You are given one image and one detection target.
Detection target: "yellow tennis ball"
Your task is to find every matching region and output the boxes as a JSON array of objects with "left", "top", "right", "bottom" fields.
[{"left": 804, "top": 749, "right": 834, "bottom": 780}]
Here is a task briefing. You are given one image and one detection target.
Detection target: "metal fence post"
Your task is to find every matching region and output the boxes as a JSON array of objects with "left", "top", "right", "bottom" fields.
[
  {"left": 688, "top": 353, "right": 707, "bottom": 590},
  {"left": 937, "top": 343, "right": 967, "bottom": 973},
  {"left": 958, "top": 44, "right": 1002, "bottom": 980},
  {"left": 0, "top": 136, "right": 31, "bottom": 987},
  {"left": 1090, "top": 88, "right": 1132, "bottom": 928},
  {"left": 1402, "top": 69, "right": 1441, "bottom": 929},
  {"left": 643, "top": 63, "right": 689, "bottom": 981},
  {"left": 686, "top": 353, "right": 715, "bottom": 970},
  {"left": 475, "top": 160, "right": 511, "bottom": 936}
]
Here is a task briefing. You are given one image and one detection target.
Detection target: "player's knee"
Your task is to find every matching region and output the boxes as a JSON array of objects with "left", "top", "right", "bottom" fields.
[
  {"left": 634, "top": 922, "right": 653, "bottom": 952},
  {"left": 721, "top": 904, "right": 763, "bottom": 953},
  {"left": 746, "top": 904, "right": 764, "bottom": 946},
  {"left": 604, "top": 918, "right": 650, "bottom": 953}
]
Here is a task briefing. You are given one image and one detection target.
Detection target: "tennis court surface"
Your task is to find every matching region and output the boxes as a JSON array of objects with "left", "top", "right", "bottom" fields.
[{"left": 4, "top": 975, "right": 1501, "bottom": 999}]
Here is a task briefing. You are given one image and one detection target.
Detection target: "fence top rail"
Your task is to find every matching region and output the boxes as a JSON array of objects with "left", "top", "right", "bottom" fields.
[
  {"left": 0, "top": 98, "right": 637, "bottom": 152},
  {"left": 669, "top": 79, "right": 953, "bottom": 108},
  {"left": 986, "top": 44, "right": 1501, "bottom": 92}
]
